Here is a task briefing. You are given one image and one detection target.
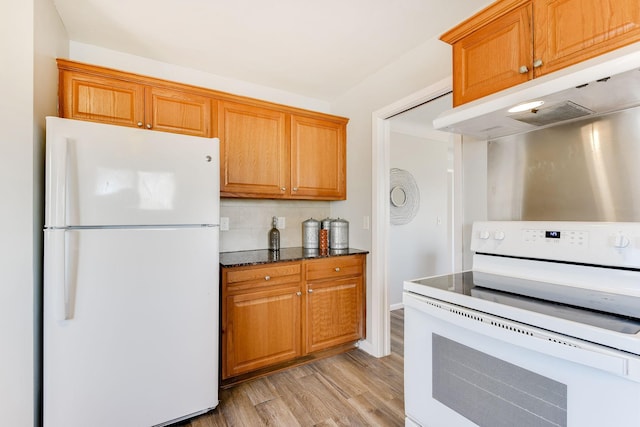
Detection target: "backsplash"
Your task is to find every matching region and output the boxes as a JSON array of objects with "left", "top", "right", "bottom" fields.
[
  {"left": 219, "top": 199, "right": 330, "bottom": 252},
  {"left": 488, "top": 106, "right": 640, "bottom": 221}
]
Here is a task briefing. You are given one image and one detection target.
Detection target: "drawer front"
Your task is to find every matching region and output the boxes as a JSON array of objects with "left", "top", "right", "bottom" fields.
[
  {"left": 305, "top": 256, "right": 363, "bottom": 281},
  {"left": 225, "top": 262, "right": 301, "bottom": 289}
]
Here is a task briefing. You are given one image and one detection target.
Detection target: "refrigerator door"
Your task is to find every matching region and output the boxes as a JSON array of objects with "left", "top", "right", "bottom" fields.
[
  {"left": 43, "top": 227, "right": 219, "bottom": 427},
  {"left": 45, "top": 117, "right": 219, "bottom": 228}
]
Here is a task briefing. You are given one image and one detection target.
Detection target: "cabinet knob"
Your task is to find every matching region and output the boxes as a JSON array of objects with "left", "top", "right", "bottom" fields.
[
  {"left": 264, "top": 275, "right": 271, "bottom": 281},
  {"left": 533, "top": 59, "right": 543, "bottom": 68},
  {"left": 280, "top": 187, "right": 286, "bottom": 191},
  {"left": 292, "top": 187, "right": 298, "bottom": 192},
  {"left": 334, "top": 267, "right": 340, "bottom": 272},
  {"left": 137, "top": 122, "right": 143, "bottom": 127},
  {"left": 296, "top": 291, "right": 302, "bottom": 296},
  {"left": 518, "top": 65, "right": 529, "bottom": 74},
  {"left": 308, "top": 289, "right": 313, "bottom": 293},
  {"left": 146, "top": 123, "right": 152, "bottom": 129}
]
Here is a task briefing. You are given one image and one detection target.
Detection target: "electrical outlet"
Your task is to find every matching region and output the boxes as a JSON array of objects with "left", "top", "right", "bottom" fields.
[
  {"left": 277, "top": 216, "right": 286, "bottom": 229},
  {"left": 363, "top": 216, "right": 370, "bottom": 230},
  {"left": 220, "top": 217, "right": 229, "bottom": 231}
]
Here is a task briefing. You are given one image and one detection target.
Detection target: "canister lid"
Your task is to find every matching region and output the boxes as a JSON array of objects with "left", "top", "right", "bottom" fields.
[
  {"left": 331, "top": 217, "right": 349, "bottom": 226},
  {"left": 302, "top": 217, "right": 320, "bottom": 225}
]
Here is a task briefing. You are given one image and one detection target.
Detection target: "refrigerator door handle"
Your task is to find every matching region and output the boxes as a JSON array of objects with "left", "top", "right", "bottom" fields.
[
  {"left": 47, "top": 231, "right": 69, "bottom": 321},
  {"left": 64, "top": 231, "right": 79, "bottom": 320},
  {"left": 49, "top": 231, "right": 77, "bottom": 321}
]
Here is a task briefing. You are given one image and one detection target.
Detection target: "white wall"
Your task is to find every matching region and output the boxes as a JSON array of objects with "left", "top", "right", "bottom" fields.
[
  {"left": 69, "top": 42, "right": 331, "bottom": 114},
  {"left": 0, "top": 0, "right": 68, "bottom": 424},
  {"left": 388, "top": 131, "right": 451, "bottom": 306}
]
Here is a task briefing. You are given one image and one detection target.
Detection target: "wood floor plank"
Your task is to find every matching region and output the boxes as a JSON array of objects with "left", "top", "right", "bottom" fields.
[
  {"left": 216, "top": 384, "right": 265, "bottom": 426},
  {"left": 185, "top": 310, "right": 405, "bottom": 426},
  {"left": 347, "top": 391, "right": 405, "bottom": 427},
  {"left": 244, "top": 377, "right": 278, "bottom": 406},
  {"left": 266, "top": 370, "right": 339, "bottom": 425},
  {"left": 253, "top": 396, "right": 302, "bottom": 426}
]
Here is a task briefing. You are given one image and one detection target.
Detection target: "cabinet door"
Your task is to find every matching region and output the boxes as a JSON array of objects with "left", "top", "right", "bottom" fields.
[
  {"left": 224, "top": 284, "right": 301, "bottom": 378},
  {"left": 290, "top": 115, "right": 346, "bottom": 200},
  {"left": 534, "top": 0, "right": 640, "bottom": 77},
  {"left": 219, "top": 102, "right": 288, "bottom": 197},
  {"left": 60, "top": 71, "right": 145, "bottom": 128},
  {"left": 146, "top": 87, "right": 212, "bottom": 137},
  {"left": 305, "top": 276, "right": 363, "bottom": 354},
  {"left": 451, "top": 3, "right": 533, "bottom": 106}
]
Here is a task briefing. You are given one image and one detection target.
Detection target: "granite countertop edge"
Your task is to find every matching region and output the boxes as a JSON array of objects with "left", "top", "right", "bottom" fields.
[{"left": 220, "top": 247, "right": 369, "bottom": 268}]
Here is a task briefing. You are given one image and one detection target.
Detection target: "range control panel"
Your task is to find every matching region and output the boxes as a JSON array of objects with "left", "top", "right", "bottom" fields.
[
  {"left": 521, "top": 228, "right": 589, "bottom": 247},
  {"left": 470, "top": 221, "right": 640, "bottom": 269}
]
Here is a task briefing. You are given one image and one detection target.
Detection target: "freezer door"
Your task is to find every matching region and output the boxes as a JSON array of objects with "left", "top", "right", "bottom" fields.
[
  {"left": 45, "top": 117, "right": 219, "bottom": 227},
  {"left": 43, "top": 227, "right": 219, "bottom": 427}
]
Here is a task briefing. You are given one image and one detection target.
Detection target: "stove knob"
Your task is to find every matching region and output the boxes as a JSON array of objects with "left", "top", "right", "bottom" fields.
[
  {"left": 494, "top": 231, "right": 506, "bottom": 241},
  {"left": 479, "top": 230, "right": 490, "bottom": 240},
  {"left": 614, "top": 234, "right": 630, "bottom": 248}
]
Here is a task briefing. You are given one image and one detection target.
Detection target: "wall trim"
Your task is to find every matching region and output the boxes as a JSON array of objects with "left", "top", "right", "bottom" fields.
[{"left": 390, "top": 303, "right": 404, "bottom": 311}]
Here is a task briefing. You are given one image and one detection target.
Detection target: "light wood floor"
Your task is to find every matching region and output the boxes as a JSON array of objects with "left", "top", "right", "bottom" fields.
[{"left": 181, "top": 310, "right": 405, "bottom": 427}]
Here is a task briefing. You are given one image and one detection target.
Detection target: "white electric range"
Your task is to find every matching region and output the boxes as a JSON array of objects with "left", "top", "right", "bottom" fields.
[{"left": 403, "top": 221, "right": 640, "bottom": 427}]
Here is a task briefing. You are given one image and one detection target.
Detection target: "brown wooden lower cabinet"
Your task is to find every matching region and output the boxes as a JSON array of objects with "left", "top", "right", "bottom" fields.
[{"left": 220, "top": 254, "right": 366, "bottom": 385}]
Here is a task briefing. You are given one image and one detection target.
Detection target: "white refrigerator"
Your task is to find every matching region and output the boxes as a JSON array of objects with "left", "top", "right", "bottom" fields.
[{"left": 43, "top": 117, "right": 220, "bottom": 427}]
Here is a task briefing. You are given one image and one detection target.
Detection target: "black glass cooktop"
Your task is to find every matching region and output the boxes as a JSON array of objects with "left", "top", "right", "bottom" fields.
[{"left": 408, "top": 271, "right": 640, "bottom": 335}]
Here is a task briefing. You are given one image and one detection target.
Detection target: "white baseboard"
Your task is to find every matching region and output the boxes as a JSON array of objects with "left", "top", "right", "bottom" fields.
[
  {"left": 357, "top": 339, "right": 375, "bottom": 356},
  {"left": 390, "top": 302, "right": 404, "bottom": 311}
]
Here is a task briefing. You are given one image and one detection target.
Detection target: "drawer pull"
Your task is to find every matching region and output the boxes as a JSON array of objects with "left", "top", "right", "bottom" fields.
[
  {"left": 308, "top": 289, "right": 313, "bottom": 293},
  {"left": 296, "top": 291, "right": 302, "bottom": 296},
  {"left": 335, "top": 267, "right": 341, "bottom": 272},
  {"left": 264, "top": 275, "right": 271, "bottom": 281}
]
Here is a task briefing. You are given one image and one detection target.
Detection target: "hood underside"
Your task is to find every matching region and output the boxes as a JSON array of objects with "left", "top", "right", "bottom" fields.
[{"left": 434, "top": 43, "right": 640, "bottom": 139}]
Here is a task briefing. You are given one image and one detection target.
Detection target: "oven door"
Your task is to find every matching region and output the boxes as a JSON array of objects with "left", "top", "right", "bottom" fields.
[{"left": 404, "top": 291, "right": 640, "bottom": 427}]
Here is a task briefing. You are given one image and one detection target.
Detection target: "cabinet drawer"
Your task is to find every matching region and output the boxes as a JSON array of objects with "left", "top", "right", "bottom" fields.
[
  {"left": 305, "top": 256, "right": 363, "bottom": 281},
  {"left": 225, "top": 262, "right": 301, "bottom": 290}
]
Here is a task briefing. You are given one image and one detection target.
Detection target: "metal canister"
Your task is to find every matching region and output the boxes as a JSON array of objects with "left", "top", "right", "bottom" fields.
[
  {"left": 321, "top": 217, "right": 333, "bottom": 248},
  {"left": 329, "top": 218, "right": 349, "bottom": 249},
  {"left": 302, "top": 218, "right": 320, "bottom": 249}
]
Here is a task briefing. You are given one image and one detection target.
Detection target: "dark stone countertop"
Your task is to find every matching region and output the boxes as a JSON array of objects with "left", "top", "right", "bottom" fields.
[{"left": 220, "top": 247, "right": 369, "bottom": 268}]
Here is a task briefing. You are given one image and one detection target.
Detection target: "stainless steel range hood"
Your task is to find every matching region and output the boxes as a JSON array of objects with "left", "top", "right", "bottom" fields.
[{"left": 433, "top": 43, "right": 640, "bottom": 139}]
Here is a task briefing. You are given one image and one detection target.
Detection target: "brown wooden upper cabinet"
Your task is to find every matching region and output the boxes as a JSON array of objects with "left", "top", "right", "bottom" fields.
[
  {"left": 218, "top": 101, "right": 289, "bottom": 198},
  {"left": 442, "top": 0, "right": 640, "bottom": 106},
  {"left": 219, "top": 102, "right": 347, "bottom": 200},
  {"left": 58, "top": 60, "right": 212, "bottom": 137},
  {"left": 57, "top": 59, "right": 349, "bottom": 201}
]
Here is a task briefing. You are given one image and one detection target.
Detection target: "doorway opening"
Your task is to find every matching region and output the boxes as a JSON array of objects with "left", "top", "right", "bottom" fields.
[{"left": 369, "top": 78, "right": 463, "bottom": 357}]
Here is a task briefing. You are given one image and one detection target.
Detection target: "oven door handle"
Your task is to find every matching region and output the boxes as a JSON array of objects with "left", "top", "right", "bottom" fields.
[{"left": 404, "top": 292, "right": 640, "bottom": 380}]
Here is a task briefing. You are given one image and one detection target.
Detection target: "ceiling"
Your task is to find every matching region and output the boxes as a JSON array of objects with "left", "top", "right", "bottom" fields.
[{"left": 52, "top": 0, "right": 491, "bottom": 102}]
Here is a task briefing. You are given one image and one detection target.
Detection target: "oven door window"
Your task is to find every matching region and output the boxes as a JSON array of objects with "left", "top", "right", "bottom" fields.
[{"left": 433, "top": 333, "right": 566, "bottom": 427}]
